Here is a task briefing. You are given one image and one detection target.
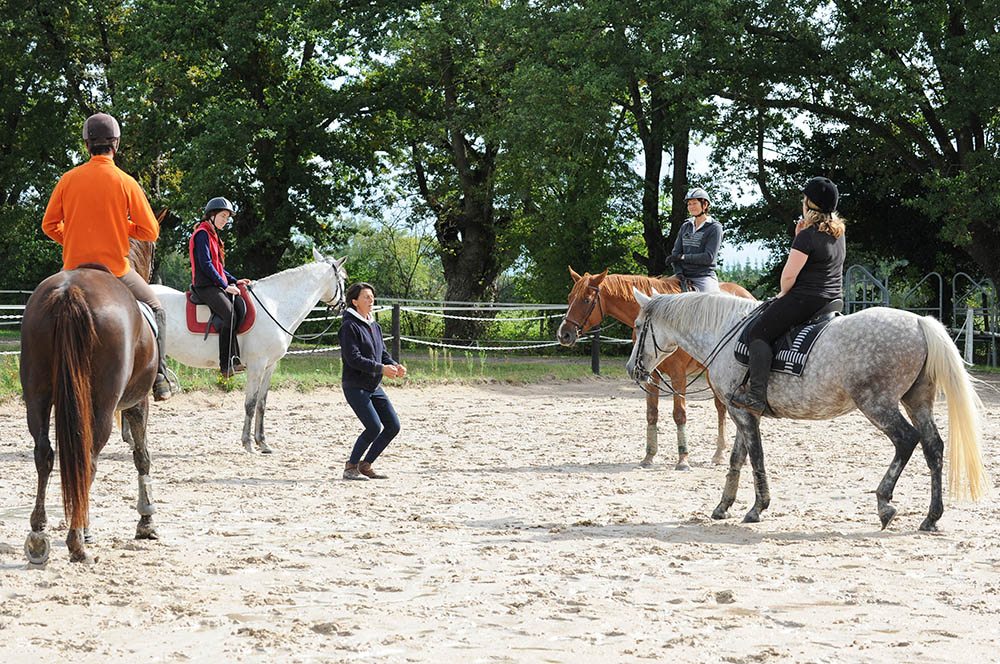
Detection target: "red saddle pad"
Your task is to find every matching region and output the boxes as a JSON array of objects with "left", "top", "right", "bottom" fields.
[{"left": 185, "top": 283, "right": 256, "bottom": 335}]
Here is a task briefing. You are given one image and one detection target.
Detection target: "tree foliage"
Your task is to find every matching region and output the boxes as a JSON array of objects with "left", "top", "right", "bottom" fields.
[{"left": 1, "top": 0, "right": 997, "bottom": 311}]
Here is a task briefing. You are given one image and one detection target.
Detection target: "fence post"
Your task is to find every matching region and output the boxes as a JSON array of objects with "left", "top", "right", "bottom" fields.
[
  {"left": 392, "top": 303, "right": 401, "bottom": 362},
  {"left": 964, "top": 310, "right": 974, "bottom": 365},
  {"left": 591, "top": 334, "right": 600, "bottom": 375}
]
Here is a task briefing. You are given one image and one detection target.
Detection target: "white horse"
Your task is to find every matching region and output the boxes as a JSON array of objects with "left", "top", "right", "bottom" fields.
[
  {"left": 626, "top": 289, "right": 989, "bottom": 531},
  {"left": 152, "top": 248, "right": 347, "bottom": 453}
]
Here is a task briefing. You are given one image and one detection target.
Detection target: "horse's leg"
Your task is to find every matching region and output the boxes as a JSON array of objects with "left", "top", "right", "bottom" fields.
[
  {"left": 122, "top": 400, "right": 158, "bottom": 540},
  {"left": 666, "top": 363, "right": 691, "bottom": 471},
  {"left": 122, "top": 415, "right": 135, "bottom": 452},
  {"left": 640, "top": 375, "right": 659, "bottom": 467},
  {"left": 25, "top": 397, "right": 54, "bottom": 565},
  {"left": 727, "top": 410, "right": 769, "bottom": 523},
  {"left": 712, "top": 427, "right": 747, "bottom": 520},
  {"left": 67, "top": 413, "right": 114, "bottom": 564},
  {"left": 252, "top": 364, "right": 279, "bottom": 454},
  {"left": 901, "top": 372, "right": 944, "bottom": 532},
  {"left": 856, "top": 398, "right": 922, "bottom": 530},
  {"left": 712, "top": 396, "right": 728, "bottom": 465},
  {"left": 241, "top": 370, "right": 260, "bottom": 454}
]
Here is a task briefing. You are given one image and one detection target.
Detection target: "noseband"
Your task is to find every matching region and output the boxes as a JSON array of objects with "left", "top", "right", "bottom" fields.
[{"left": 563, "top": 284, "right": 604, "bottom": 335}]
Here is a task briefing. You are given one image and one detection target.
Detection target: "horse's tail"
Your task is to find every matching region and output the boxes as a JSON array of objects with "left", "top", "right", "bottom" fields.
[
  {"left": 918, "top": 315, "right": 991, "bottom": 501},
  {"left": 46, "top": 285, "right": 97, "bottom": 530}
]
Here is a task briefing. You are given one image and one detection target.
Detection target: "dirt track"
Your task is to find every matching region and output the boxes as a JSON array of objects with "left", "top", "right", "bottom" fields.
[{"left": 1, "top": 376, "right": 999, "bottom": 662}]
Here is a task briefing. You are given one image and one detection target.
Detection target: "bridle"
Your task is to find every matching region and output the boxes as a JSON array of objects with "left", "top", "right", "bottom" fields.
[
  {"left": 632, "top": 316, "right": 674, "bottom": 386},
  {"left": 631, "top": 298, "right": 771, "bottom": 399},
  {"left": 562, "top": 283, "right": 604, "bottom": 336}
]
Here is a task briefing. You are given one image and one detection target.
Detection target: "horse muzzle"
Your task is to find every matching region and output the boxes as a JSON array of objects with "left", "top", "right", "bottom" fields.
[{"left": 556, "top": 322, "right": 578, "bottom": 346}]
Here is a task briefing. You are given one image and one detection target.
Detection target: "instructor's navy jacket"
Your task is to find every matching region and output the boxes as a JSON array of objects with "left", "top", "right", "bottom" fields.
[{"left": 339, "top": 308, "right": 396, "bottom": 391}]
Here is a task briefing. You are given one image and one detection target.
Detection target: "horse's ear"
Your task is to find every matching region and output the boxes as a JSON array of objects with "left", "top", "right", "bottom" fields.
[
  {"left": 568, "top": 266, "right": 581, "bottom": 282},
  {"left": 312, "top": 247, "right": 324, "bottom": 262},
  {"left": 334, "top": 255, "right": 348, "bottom": 269},
  {"left": 633, "top": 287, "right": 651, "bottom": 307},
  {"left": 592, "top": 269, "right": 609, "bottom": 286},
  {"left": 650, "top": 287, "right": 660, "bottom": 296}
]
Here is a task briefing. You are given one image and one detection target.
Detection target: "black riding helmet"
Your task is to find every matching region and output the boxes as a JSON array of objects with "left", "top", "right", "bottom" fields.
[
  {"left": 801, "top": 177, "right": 839, "bottom": 213},
  {"left": 204, "top": 196, "right": 236, "bottom": 218}
]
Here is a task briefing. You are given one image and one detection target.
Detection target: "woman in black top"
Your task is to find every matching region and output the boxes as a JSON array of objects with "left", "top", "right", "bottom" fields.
[
  {"left": 339, "top": 282, "right": 407, "bottom": 480},
  {"left": 729, "top": 177, "right": 847, "bottom": 415}
]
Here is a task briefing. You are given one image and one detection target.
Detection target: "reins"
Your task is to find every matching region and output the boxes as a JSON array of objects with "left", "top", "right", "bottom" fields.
[{"left": 246, "top": 268, "right": 345, "bottom": 342}]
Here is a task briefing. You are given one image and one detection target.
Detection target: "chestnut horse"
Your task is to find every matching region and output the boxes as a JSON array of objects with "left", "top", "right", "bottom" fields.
[
  {"left": 557, "top": 268, "right": 755, "bottom": 469},
  {"left": 20, "top": 239, "right": 160, "bottom": 564}
]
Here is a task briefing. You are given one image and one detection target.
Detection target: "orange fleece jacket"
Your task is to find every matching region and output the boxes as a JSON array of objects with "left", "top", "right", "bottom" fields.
[{"left": 42, "top": 154, "right": 159, "bottom": 277}]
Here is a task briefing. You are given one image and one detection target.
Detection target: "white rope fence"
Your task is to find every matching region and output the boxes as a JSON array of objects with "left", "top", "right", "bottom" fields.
[{"left": 0, "top": 297, "right": 641, "bottom": 357}]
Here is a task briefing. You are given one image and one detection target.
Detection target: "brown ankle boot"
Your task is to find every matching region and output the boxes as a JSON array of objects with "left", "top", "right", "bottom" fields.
[
  {"left": 358, "top": 461, "right": 388, "bottom": 479},
  {"left": 343, "top": 462, "right": 368, "bottom": 481},
  {"left": 153, "top": 374, "right": 172, "bottom": 401}
]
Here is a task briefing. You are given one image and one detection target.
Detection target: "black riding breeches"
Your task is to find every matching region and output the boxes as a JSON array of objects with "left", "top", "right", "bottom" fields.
[
  {"left": 746, "top": 292, "right": 832, "bottom": 345},
  {"left": 192, "top": 285, "right": 246, "bottom": 369}
]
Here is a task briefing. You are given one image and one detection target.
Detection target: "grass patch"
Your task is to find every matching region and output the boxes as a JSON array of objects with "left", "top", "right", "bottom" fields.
[{"left": 0, "top": 347, "right": 629, "bottom": 403}]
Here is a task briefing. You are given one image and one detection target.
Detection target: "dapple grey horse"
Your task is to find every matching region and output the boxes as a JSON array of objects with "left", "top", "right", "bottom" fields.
[{"left": 626, "top": 290, "right": 989, "bottom": 531}]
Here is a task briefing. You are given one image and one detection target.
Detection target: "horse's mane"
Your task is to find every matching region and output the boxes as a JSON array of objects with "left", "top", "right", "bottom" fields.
[
  {"left": 645, "top": 291, "right": 757, "bottom": 332},
  {"left": 599, "top": 273, "right": 681, "bottom": 300},
  {"left": 253, "top": 261, "right": 321, "bottom": 286}
]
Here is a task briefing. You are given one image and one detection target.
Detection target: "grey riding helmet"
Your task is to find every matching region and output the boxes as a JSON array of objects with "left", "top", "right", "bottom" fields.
[
  {"left": 685, "top": 187, "right": 711, "bottom": 204},
  {"left": 82, "top": 113, "right": 121, "bottom": 144},
  {"left": 204, "top": 197, "right": 236, "bottom": 217}
]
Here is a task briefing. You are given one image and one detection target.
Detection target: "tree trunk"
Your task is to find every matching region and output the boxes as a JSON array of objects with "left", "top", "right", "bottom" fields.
[
  {"left": 636, "top": 76, "right": 667, "bottom": 276},
  {"left": 664, "top": 128, "right": 690, "bottom": 267},
  {"left": 436, "top": 199, "right": 503, "bottom": 343}
]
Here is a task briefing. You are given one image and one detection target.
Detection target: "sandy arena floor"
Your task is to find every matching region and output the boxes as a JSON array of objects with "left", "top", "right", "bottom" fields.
[{"left": 1, "top": 376, "right": 999, "bottom": 663}]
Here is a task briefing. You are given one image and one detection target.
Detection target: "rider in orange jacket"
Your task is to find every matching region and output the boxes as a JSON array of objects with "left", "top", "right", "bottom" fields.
[{"left": 42, "top": 112, "right": 173, "bottom": 401}]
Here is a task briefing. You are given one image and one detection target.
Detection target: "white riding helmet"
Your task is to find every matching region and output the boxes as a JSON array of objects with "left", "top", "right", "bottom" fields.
[{"left": 685, "top": 187, "right": 711, "bottom": 204}]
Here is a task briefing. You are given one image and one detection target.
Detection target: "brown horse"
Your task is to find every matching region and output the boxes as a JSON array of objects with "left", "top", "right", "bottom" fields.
[
  {"left": 20, "top": 239, "right": 160, "bottom": 564},
  {"left": 557, "top": 267, "right": 755, "bottom": 469}
]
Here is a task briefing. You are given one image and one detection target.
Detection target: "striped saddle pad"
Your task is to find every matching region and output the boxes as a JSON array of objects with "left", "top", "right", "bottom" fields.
[{"left": 734, "top": 312, "right": 838, "bottom": 377}]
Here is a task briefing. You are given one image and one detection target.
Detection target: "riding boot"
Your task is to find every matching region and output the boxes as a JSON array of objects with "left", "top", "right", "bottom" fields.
[
  {"left": 729, "top": 339, "right": 771, "bottom": 415},
  {"left": 153, "top": 309, "right": 172, "bottom": 402}
]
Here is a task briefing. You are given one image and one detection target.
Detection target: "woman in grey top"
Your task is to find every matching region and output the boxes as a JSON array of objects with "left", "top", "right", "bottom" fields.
[{"left": 667, "top": 187, "right": 723, "bottom": 292}]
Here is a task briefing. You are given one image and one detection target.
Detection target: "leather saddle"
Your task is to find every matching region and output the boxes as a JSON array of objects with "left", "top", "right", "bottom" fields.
[
  {"left": 735, "top": 298, "right": 843, "bottom": 377},
  {"left": 185, "top": 283, "right": 257, "bottom": 339}
]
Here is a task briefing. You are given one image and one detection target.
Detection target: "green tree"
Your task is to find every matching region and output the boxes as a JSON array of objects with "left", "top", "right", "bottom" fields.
[
  {"left": 119, "top": 0, "right": 381, "bottom": 278},
  {"left": 715, "top": 0, "right": 1000, "bottom": 287}
]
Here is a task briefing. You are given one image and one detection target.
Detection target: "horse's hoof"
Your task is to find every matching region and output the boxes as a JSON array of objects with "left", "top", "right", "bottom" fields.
[
  {"left": 742, "top": 510, "right": 761, "bottom": 523},
  {"left": 711, "top": 507, "right": 729, "bottom": 520},
  {"left": 674, "top": 462, "right": 691, "bottom": 471},
  {"left": 712, "top": 455, "right": 727, "bottom": 466},
  {"left": 638, "top": 455, "right": 655, "bottom": 468},
  {"left": 878, "top": 504, "right": 897, "bottom": 530},
  {"left": 24, "top": 531, "right": 50, "bottom": 565},
  {"left": 135, "top": 524, "right": 159, "bottom": 540},
  {"left": 243, "top": 441, "right": 255, "bottom": 454},
  {"left": 70, "top": 551, "right": 97, "bottom": 564},
  {"left": 918, "top": 518, "right": 939, "bottom": 533},
  {"left": 258, "top": 442, "right": 273, "bottom": 455}
]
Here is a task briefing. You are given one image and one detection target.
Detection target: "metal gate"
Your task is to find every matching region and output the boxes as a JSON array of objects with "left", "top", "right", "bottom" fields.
[
  {"left": 951, "top": 273, "right": 998, "bottom": 366},
  {"left": 844, "top": 265, "right": 889, "bottom": 313}
]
